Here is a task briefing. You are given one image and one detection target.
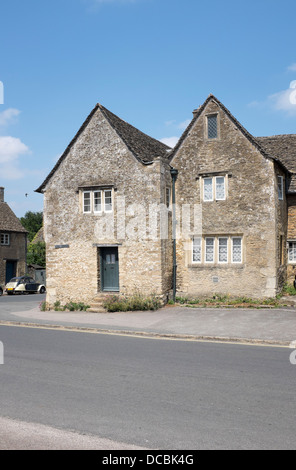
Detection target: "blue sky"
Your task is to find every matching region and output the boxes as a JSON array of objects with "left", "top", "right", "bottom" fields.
[{"left": 1, "top": 0, "right": 296, "bottom": 217}]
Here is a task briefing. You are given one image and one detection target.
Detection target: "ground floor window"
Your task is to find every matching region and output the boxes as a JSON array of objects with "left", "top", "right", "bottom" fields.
[{"left": 192, "top": 235, "right": 243, "bottom": 264}]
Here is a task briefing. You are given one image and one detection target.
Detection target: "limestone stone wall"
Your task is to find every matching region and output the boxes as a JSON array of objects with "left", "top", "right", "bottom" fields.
[
  {"left": 43, "top": 107, "right": 172, "bottom": 307},
  {"left": 171, "top": 99, "right": 280, "bottom": 299}
]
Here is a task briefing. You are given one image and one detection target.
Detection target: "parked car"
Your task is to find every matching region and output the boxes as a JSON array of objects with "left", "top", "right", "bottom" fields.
[
  {"left": 5, "top": 276, "right": 46, "bottom": 295},
  {"left": 0, "top": 285, "right": 3, "bottom": 296}
]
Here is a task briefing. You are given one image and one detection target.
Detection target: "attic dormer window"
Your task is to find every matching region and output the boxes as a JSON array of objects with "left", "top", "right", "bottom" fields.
[{"left": 207, "top": 114, "right": 218, "bottom": 139}]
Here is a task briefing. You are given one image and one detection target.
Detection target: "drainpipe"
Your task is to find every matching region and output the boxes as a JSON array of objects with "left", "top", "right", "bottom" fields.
[{"left": 170, "top": 167, "right": 178, "bottom": 302}]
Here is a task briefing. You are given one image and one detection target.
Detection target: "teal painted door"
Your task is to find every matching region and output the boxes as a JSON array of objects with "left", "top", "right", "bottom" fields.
[
  {"left": 101, "top": 248, "right": 119, "bottom": 292},
  {"left": 6, "top": 260, "right": 16, "bottom": 283}
]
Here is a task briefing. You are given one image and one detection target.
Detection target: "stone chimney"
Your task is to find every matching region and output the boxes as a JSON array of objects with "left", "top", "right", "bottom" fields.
[
  {"left": 192, "top": 106, "right": 201, "bottom": 117},
  {"left": 0, "top": 187, "right": 4, "bottom": 203}
]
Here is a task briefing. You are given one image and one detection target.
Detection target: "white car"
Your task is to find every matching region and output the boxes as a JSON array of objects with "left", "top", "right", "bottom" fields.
[{"left": 5, "top": 276, "right": 46, "bottom": 295}]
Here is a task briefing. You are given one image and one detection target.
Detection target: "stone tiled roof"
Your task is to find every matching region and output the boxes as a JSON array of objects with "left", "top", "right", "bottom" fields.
[
  {"left": 256, "top": 135, "right": 296, "bottom": 192},
  {"left": 36, "top": 104, "right": 171, "bottom": 193},
  {"left": 98, "top": 104, "right": 171, "bottom": 163},
  {"left": 0, "top": 202, "right": 28, "bottom": 233}
]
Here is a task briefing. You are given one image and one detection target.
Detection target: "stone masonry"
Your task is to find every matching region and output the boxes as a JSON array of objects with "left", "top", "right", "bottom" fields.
[
  {"left": 170, "top": 96, "right": 288, "bottom": 299},
  {"left": 36, "top": 95, "right": 296, "bottom": 306},
  {"left": 37, "top": 105, "right": 172, "bottom": 307}
]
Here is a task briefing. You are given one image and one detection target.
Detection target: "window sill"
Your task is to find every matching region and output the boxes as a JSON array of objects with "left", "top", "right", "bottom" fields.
[
  {"left": 83, "top": 211, "right": 113, "bottom": 215},
  {"left": 188, "top": 263, "right": 244, "bottom": 269}
]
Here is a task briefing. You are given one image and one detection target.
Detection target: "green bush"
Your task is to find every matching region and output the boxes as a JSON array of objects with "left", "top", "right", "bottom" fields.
[
  {"left": 103, "top": 292, "right": 162, "bottom": 312},
  {"left": 62, "top": 301, "right": 90, "bottom": 311},
  {"left": 174, "top": 293, "right": 281, "bottom": 308},
  {"left": 52, "top": 300, "right": 90, "bottom": 312},
  {"left": 39, "top": 301, "right": 48, "bottom": 311},
  {"left": 282, "top": 283, "right": 296, "bottom": 296}
]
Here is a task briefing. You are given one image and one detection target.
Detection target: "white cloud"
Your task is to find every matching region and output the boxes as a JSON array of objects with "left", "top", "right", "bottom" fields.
[
  {"left": 0, "top": 136, "right": 30, "bottom": 179},
  {"left": 177, "top": 119, "right": 191, "bottom": 130},
  {"left": 0, "top": 108, "right": 21, "bottom": 127},
  {"left": 287, "top": 63, "right": 296, "bottom": 72},
  {"left": 160, "top": 136, "right": 179, "bottom": 148},
  {"left": 161, "top": 118, "right": 191, "bottom": 148},
  {"left": 165, "top": 120, "right": 176, "bottom": 127},
  {"left": 248, "top": 83, "right": 296, "bottom": 115},
  {"left": 1, "top": 166, "right": 24, "bottom": 180},
  {"left": 268, "top": 84, "right": 296, "bottom": 114},
  {"left": 0, "top": 136, "right": 29, "bottom": 163},
  {"left": 165, "top": 118, "right": 191, "bottom": 131}
]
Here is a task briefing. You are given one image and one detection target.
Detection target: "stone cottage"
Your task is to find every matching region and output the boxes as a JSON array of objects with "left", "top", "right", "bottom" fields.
[
  {"left": 36, "top": 104, "right": 173, "bottom": 307},
  {"left": 0, "top": 187, "right": 27, "bottom": 284},
  {"left": 36, "top": 94, "right": 296, "bottom": 306}
]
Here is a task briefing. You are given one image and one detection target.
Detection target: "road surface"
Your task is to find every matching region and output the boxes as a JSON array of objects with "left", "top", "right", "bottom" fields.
[{"left": 0, "top": 324, "right": 295, "bottom": 450}]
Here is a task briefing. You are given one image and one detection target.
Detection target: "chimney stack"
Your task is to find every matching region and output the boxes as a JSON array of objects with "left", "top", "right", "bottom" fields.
[
  {"left": 0, "top": 187, "right": 4, "bottom": 203},
  {"left": 192, "top": 106, "right": 201, "bottom": 117}
]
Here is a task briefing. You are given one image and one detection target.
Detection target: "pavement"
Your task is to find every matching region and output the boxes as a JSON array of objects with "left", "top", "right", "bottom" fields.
[{"left": 1, "top": 298, "right": 296, "bottom": 347}]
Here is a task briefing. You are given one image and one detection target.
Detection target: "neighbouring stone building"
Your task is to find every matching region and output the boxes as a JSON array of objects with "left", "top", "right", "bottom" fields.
[
  {"left": 0, "top": 187, "right": 27, "bottom": 285},
  {"left": 36, "top": 94, "right": 296, "bottom": 306}
]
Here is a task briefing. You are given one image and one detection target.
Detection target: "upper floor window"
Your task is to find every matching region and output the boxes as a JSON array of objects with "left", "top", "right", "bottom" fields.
[
  {"left": 278, "top": 175, "right": 284, "bottom": 200},
  {"left": 0, "top": 233, "right": 10, "bottom": 245},
  {"left": 207, "top": 114, "right": 218, "bottom": 139},
  {"left": 82, "top": 189, "right": 113, "bottom": 214},
  {"left": 203, "top": 176, "right": 226, "bottom": 202}
]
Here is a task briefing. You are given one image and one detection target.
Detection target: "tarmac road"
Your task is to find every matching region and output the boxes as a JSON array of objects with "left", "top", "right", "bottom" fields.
[
  {"left": 0, "top": 324, "right": 295, "bottom": 450},
  {"left": 1, "top": 295, "right": 296, "bottom": 449}
]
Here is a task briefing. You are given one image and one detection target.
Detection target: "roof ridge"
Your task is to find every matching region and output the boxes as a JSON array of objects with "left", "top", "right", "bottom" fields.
[
  {"left": 98, "top": 103, "right": 171, "bottom": 152},
  {"left": 97, "top": 103, "right": 171, "bottom": 164},
  {"left": 169, "top": 94, "right": 289, "bottom": 174},
  {"left": 0, "top": 202, "right": 28, "bottom": 233},
  {"left": 257, "top": 134, "right": 296, "bottom": 139},
  {"left": 36, "top": 103, "right": 171, "bottom": 193}
]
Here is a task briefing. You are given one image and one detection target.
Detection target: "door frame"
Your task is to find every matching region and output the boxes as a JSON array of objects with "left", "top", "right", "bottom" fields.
[
  {"left": 100, "top": 247, "right": 119, "bottom": 292},
  {"left": 5, "top": 259, "right": 17, "bottom": 284}
]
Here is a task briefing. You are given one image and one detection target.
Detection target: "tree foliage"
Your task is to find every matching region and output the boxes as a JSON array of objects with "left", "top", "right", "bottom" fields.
[
  {"left": 27, "top": 241, "right": 46, "bottom": 267},
  {"left": 20, "top": 211, "right": 43, "bottom": 242}
]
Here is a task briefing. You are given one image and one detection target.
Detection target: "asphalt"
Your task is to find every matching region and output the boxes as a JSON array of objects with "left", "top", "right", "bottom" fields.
[{"left": 1, "top": 299, "right": 296, "bottom": 347}]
